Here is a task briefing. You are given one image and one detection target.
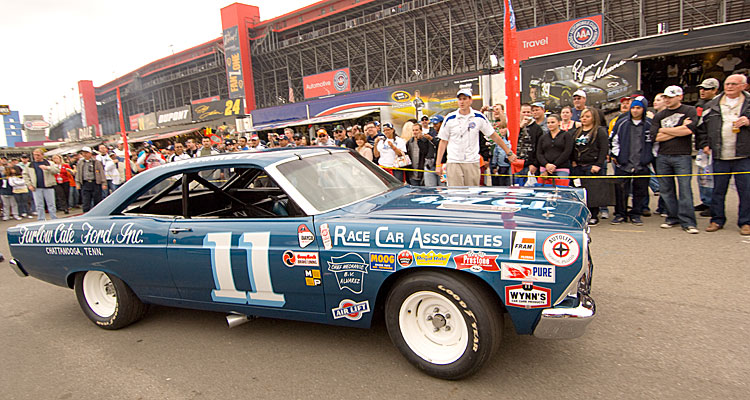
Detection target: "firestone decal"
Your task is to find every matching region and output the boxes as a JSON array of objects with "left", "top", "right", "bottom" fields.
[
  {"left": 332, "top": 299, "right": 370, "bottom": 320},
  {"left": 454, "top": 251, "right": 499, "bottom": 272},
  {"left": 542, "top": 233, "right": 580, "bottom": 267},
  {"left": 500, "top": 262, "right": 555, "bottom": 283},
  {"left": 505, "top": 284, "right": 551, "bottom": 308},
  {"left": 327, "top": 253, "right": 368, "bottom": 294}
]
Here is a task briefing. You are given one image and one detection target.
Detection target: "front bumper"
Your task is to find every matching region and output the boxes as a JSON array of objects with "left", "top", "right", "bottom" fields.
[
  {"left": 532, "top": 291, "right": 596, "bottom": 339},
  {"left": 9, "top": 259, "right": 28, "bottom": 277}
]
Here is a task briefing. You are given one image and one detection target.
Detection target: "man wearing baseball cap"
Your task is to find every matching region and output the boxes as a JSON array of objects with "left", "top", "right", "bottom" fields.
[
  {"left": 570, "top": 89, "right": 607, "bottom": 127},
  {"left": 435, "top": 88, "right": 516, "bottom": 186},
  {"left": 423, "top": 114, "right": 445, "bottom": 186},
  {"left": 693, "top": 78, "right": 721, "bottom": 215},
  {"left": 653, "top": 85, "right": 700, "bottom": 233}
]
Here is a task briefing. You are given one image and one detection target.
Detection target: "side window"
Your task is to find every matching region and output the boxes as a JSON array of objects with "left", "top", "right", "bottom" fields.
[{"left": 120, "top": 166, "right": 305, "bottom": 219}]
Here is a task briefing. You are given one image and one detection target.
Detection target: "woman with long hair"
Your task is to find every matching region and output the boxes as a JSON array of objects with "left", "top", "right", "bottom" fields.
[
  {"left": 571, "top": 107, "right": 609, "bottom": 225},
  {"left": 537, "top": 114, "right": 573, "bottom": 186},
  {"left": 560, "top": 106, "right": 581, "bottom": 131},
  {"left": 354, "top": 132, "right": 373, "bottom": 162}
]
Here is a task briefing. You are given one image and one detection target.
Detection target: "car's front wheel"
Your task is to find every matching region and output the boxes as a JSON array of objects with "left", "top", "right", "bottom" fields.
[
  {"left": 74, "top": 271, "right": 148, "bottom": 330},
  {"left": 385, "top": 271, "right": 503, "bottom": 379}
]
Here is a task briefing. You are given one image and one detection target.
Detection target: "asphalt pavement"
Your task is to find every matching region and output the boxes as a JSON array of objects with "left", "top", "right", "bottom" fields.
[{"left": 1, "top": 188, "right": 748, "bottom": 399}]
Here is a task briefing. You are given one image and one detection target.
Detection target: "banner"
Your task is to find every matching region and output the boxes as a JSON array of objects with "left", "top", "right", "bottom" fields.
[
  {"left": 191, "top": 96, "right": 221, "bottom": 105},
  {"left": 129, "top": 113, "right": 144, "bottom": 131},
  {"left": 504, "top": 0, "right": 521, "bottom": 156},
  {"left": 303, "top": 68, "right": 351, "bottom": 99},
  {"left": 156, "top": 105, "right": 192, "bottom": 127},
  {"left": 191, "top": 98, "right": 243, "bottom": 121},
  {"left": 223, "top": 26, "right": 245, "bottom": 99},
  {"left": 517, "top": 15, "right": 603, "bottom": 61},
  {"left": 138, "top": 113, "right": 157, "bottom": 130}
]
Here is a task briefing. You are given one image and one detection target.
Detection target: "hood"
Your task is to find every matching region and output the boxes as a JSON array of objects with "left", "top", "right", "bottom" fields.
[{"left": 341, "top": 186, "right": 590, "bottom": 231}]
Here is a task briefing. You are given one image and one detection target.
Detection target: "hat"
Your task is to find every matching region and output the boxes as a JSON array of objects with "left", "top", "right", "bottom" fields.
[
  {"left": 697, "top": 78, "right": 720, "bottom": 90},
  {"left": 224, "top": 139, "right": 235, "bottom": 145},
  {"left": 80, "top": 147, "right": 92, "bottom": 153},
  {"left": 293, "top": 133, "right": 303, "bottom": 139},
  {"left": 108, "top": 151, "right": 117, "bottom": 157},
  {"left": 664, "top": 85, "right": 684, "bottom": 97},
  {"left": 20, "top": 153, "right": 29, "bottom": 158},
  {"left": 373, "top": 121, "right": 380, "bottom": 126},
  {"left": 572, "top": 89, "right": 587, "bottom": 98},
  {"left": 630, "top": 95, "right": 648, "bottom": 110},
  {"left": 430, "top": 115, "right": 444, "bottom": 124},
  {"left": 166, "top": 145, "right": 175, "bottom": 151},
  {"left": 346, "top": 126, "right": 353, "bottom": 131},
  {"left": 619, "top": 96, "right": 634, "bottom": 103},
  {"left": 278, "top": 134, "right": 289, "bottom": 141},
  {"left": 420, "top": 115, "right": 429, "bottom": 121},
  {"left": 456, "top": 88, "right": 473, "bottom": 98},
  {"left": 334, "top": 125, "right": 344, "bottom": 132},
  {"left": 250, "top": 134, "right": 259, "bottom": 140},
  {"left": 531, "top": 101, "right": 545, "bottom": 109},
  {"left": 382, "top": 122, "right": 394, "bottom": 129}
]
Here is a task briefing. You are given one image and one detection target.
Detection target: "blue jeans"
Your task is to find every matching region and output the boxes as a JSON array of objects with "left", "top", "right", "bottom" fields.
[
  {"left": 710, "top": 157, "right": 750, "bottom": 227},
  {"left": 32, "top": 187, "right": 57, "bottom": 221},
  {"left": 656, "top": 155, "right": 696, "bottom": 227},
  {"left": 699, "top": 185, "right": 712, "bottom": 207}
]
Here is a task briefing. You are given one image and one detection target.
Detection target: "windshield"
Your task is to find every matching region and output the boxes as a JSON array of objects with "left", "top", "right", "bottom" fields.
[{"left": 276, "top": 151, "right": 402, "bottom": 212}]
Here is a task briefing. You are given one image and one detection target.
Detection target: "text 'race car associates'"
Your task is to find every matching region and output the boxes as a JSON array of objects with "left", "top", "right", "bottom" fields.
[{"left": 7, "top": 147, "right": 595, "bottom": 379}]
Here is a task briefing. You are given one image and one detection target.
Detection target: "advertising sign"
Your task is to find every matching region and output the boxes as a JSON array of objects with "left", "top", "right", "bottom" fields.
[
  {"left": 192, "top": 98, "right": 242, "bottom": 121},
  {"left": 191, "top": 95, "right": 221, "bottom": 105},
  {"left": 129, "top": 113, "right": 144, "bottom": 131},
  {"left": 223, "top": 26, "right": 245, "bottom": 99},
  {"left": 156, "top": 106, "right": 192, "bottom": 127},
  {"left": 23, "top": 120, "right": 50, "bottom": 130},
  {"left": 517, "top": 15, "right": 603, "bottom": 61},
  {"left": 0, "top": 105, "right": 10, "bottom": 115},
  {"left": 303, "top": 68, "right": 351, "bottom": 99},
  {"left": 138, "top": 113, "right": 157, "bottom": 131}
]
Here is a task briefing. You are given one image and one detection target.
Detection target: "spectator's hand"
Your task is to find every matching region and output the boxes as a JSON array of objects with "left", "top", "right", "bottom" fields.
[
  {"left": 528, "top": 165, "right": 537, "bottom": 174},
  {"left": 480, "top": 105, "right": 490, "bottom": 113},
  {"left": 735, "top": 116, "right": 749, "bottom": 128},
  {"left": 591, "top": 165, "right": 601, "bottom": 174},
  {"left": 507, "top": 153, "right": 517, "bottom": 163},
  {"left": 423, "top": 133, "right": 433, "bottom": 141},
  {"left": 682, "top": 118, "right": 693, "bottom": 127},
  {"left": 703, "top": 146, "right": 711, "bottom": 154},
  {"left": 101, "top": 184, "right": 107, "bottom": 190},
  {"left": 545, "top": 163, "right": 556, "bottom": 173},
  {"left": 28, "top": 185, "right": 35, "bottom": 192}
]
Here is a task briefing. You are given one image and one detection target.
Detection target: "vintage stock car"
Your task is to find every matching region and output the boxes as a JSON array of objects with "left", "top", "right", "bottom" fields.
[{"left": 7, "top": 148, "right": 595, "bottom": 379}]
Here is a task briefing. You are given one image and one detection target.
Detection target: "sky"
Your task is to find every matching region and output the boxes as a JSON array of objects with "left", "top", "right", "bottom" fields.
[{"left": 0, "top": 0, "right": 312, "bottom": 124}]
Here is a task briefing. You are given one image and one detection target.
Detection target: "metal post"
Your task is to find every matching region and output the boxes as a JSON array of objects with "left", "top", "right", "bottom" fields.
[
  {"left": 383, "top": 24, "right": 388, "bottom": 85},
  {"left": 365, "top": 32, "right": 370, "bottom": 88},
  {"left": 533, "top": 0, "right": 537, "bottom": 26},
  {"left": 679, "top": 0, "right": 684, "bottom": 30},
  {"left": 424, "top": 17, "right": 429, "bottom": 79},
  {"left": 449, "top": 8, "right": 453, "bottom": 74}
]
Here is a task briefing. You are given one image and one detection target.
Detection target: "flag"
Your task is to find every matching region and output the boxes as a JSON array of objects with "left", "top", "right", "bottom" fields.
[{"left": 504, "top": 0, "right": 523, "bottom": 173}]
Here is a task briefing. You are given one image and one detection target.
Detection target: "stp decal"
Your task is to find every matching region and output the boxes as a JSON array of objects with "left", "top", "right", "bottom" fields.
[
  {"left": 510, "top": 231, "right": 536, "bottom": 261},
  {"left": 500, "top": 262, "right": 555, "bottom": 283},
  {"left": 332, "top": 299, "right": 370, "bottom": 320},
  {"left": 454, "top": 251, "right": 499, "bottom": 272},
  {"left": 298, "top": 224, "right": 315, "bottom": 248},
  {"left": 327, "top": 253, "right": 368, "bottom": 294},
  {"left": 505, "top": 284, "right": 551, "bottom": 309},
  {"left": 397, "top": 250, "right": 413, "bottom": 267},
  {"left": 542, "top": 233, "right": 580, "bottom": 267},
  {"left": 370, "top": 252, "right": 396, "bottom": 271},
  {"left": 319, "top": 223, "right": 332, "bottom": 250},
  {"left": 282, "top": 251, "right": 319, "bottom": 267}
]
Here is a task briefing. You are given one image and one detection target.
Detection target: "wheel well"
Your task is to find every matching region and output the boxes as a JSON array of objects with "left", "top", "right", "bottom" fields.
[{"left": 372, "top": 267, "right": 506, "bottom": 324}]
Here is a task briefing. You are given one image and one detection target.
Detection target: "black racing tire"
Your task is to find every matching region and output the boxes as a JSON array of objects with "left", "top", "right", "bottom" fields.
[
  {"left": 74, "top": 271, "right": 149, "bottom": 330},
  {"left": 384, "top": 271, "right": 503, "bottom": 380}
]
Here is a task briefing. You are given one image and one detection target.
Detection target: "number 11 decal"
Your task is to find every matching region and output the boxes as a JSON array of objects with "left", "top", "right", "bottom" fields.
[{"left": 204, "top": 232, "right": 286, "bottom": 307}]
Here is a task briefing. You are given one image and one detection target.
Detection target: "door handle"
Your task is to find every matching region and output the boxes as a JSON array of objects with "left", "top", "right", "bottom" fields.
[{"left": 170, "top": 228, "right": 193, "bottom": 234}]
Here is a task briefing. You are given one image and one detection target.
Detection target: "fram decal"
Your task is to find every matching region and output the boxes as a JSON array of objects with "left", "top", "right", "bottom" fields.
[
  {"left": 414, "top": 250, "right": 451, "bottom": 266},
  {"left": 319, "top": 223, "right": 332, "bottom": 250},
  {"left": 282, "top": 251, "right": 319, "bottom": 267},
  {"left": 397, "top": 250, "right": 413, "bottom": 267},
  {"left": 500, "top": 262, "right": 555, "bottom": 283},
  {"left": 510, "top": 231, "right": 536, "bottom": 261},
  {"left": 298, "top": 224, "right": 315, "bottom": 248},
  {"left": 454, "top": 251, "right": 499, "bottom": 272},
  {"left": 505, "top": 284, "right": 551, "bottom": 308},
  {"left": 304, "top": 269, "right": 322, "bottom": 286},
  {"left": 369, "top": 252, "right": 396, "bottom": 271},
  {"left": 542, "top": 233, "right": 580, "bottom": 267},
  {"left": 332, "top": 299, "right": 370, "bottom": 320},
  {"left": 327, "top": 253, "right": 368, "bottom": 293}
]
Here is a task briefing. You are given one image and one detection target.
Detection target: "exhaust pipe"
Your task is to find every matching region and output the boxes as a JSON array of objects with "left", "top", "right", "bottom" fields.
[{"left": 226, "top": 313, "right": 255, "bottom": 328}]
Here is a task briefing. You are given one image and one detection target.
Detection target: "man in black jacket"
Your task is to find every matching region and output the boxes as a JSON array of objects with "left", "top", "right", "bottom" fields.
[
  {"left": 514, "top": 103, "right": 543, "bottom": 185},
  {"left": 697, "top": 74, "right": 750, "bottom": 235}
]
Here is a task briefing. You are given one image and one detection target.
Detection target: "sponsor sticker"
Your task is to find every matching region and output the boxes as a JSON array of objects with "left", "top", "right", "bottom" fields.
[
  {"left": 282, "top": 250, "right": 319, "bottom": 267},
  {"left": 320, "top": 223, "right": 332, "bottom": 250},
  {"left": 298, "top": 224, "right": 315, "bottom": 248},
  {"left": 369, "top": 252, "right": 396, "bottom": 271},
  {"left": 332, "top": 299, "right": 370, "bottom": 320},
  {"left": 568, "top": 19, "right": 600, "bottom": 49},
  {"left": 500, "top": 262, "right": 555, "bottom": 283},
  {"left": 505, "top": 284, "right": 551, "bottom": 308},
  {"left": 453, "top": 251, "right": 499, "bottom": 272},
  {"left": 304, "top": 269, "right": 322, "bottom": 286},
  {"left": 542, "top": 233, "right": 580, "bottom": 267},
  {"left": 510, "top": 231, "right": 536, "bottom": 261},
  {"left": 397, "top": 250, "right": 413, "bottom": 267},
  {"left": 414, "top": 250, "right": 451, "bottom": 266},
  {"left": 327, "top": 253, "right": 368, "bottom": 294}
]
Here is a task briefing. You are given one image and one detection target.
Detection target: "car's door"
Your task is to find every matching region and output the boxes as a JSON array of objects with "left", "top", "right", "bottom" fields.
[{"left": 165, "top": 165, "right": 325, "bottom": 315}]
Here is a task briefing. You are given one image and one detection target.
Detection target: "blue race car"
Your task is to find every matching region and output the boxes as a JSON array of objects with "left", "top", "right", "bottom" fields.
[{"left": 6, "top": 147, "right": 595, "bottom": 379}]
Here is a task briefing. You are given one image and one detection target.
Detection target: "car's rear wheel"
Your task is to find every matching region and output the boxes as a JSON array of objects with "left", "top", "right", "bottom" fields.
[
  {"left": 385, "top": 271, "right": 502, "bottom": 379},
  {"left": 74, "top": 271, "right": 148, "bottom": 330}
]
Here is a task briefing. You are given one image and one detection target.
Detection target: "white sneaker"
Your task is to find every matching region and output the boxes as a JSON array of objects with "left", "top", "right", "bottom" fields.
[
  {"left": 14, "top": 216, "right": 22, "bottom": 220},
  {"left": 660, "top": 223, "right": 677, "bottom": 229},
  {"left": 2, "top": 217, "right": 7, "bottom": 221},
  {"left": 27, "top": 214, "right": 34, "bottom": 219},
  {"left": 600, "top": 210, "right": 610, "bottom": 219},
  {"left": 683, "top": 226, "right": 699, "bottom": 234}
]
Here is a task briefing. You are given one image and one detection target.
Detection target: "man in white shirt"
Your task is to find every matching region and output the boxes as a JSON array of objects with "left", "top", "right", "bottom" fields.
[
  {"left": 104, "top": 152, "right": 124, "bottom": 192},
  {"left": 435, "top": 88, "right": 516, "bottom": 186}
]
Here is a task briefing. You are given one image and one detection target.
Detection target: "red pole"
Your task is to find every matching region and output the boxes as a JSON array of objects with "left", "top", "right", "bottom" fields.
[
  {"left": 116, "top": 87, "right": 132, "bottom": 180},
  {"left": 504, "top": 0, "right": 522, "bottom": 172}
]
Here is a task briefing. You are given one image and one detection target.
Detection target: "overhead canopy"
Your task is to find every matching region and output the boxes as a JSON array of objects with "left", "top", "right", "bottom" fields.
[
  {"left": 248, "top": 108, "right": 380, "bottom": 132},
  {"left": 129, "top": 128, "right": 201, "bottom": 143}
]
